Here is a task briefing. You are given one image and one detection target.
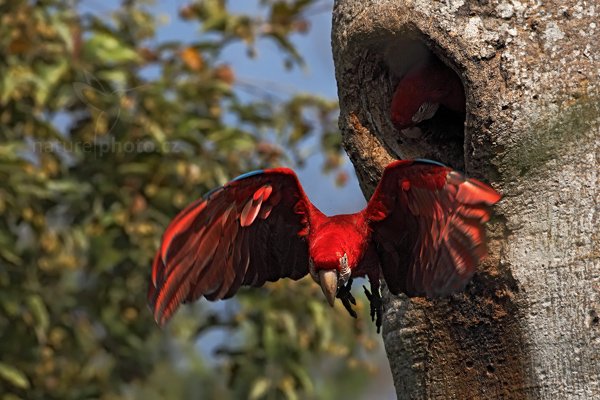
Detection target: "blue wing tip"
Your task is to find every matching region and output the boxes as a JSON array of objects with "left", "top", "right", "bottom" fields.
[
  {"left": 203, "top": 169, "right": 265, "bottom": 200},
  {"left": 414, "top": 158, "right": 447, "bottom": 168},
  {"left": 232, "top": 169, "right": 265, "bottom": 182},
  {"left": 202, "top": 186, "right": 221, "bottom": 200}
]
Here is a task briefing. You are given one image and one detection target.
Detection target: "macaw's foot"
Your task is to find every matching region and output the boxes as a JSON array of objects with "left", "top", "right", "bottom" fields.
[
  {"left": 336, "top": 277, "right": 357, "bottom": 319},
  {"left": 363, "top": 285, "right": 383, "bottom": 333}
]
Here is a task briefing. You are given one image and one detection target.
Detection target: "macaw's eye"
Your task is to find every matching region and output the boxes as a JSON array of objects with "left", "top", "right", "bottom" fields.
[{"left": 338, "top": 253, "right": 351, "bottom": 288}]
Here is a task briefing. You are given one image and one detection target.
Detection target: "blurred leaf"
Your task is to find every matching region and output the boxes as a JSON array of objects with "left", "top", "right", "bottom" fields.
[
  {"left": 0, "top": 234, "right": 17, "bottom": 265},
  {"left": 83, "top": 32, "right": 141, "bottom": 64},
  {"left": 26, "top": 294, "right": 49, "bottom": 339},
  {"left": 249, "top": 377, "right": 272, "bottom": 400},
  {"left": 0, "top": 363, "right": 29, "bottom": 390},
  {"left": 34, "top": 60, "right": 69, "bottom": 105},
  {"left": 2, "top": 393, "right": 24, "bottom": 400},
  {"left": 181, "top": 47, "right": 204, "bottom": 71}
]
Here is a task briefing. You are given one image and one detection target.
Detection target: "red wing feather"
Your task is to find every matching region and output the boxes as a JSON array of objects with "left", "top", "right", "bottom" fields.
[
  {"left": 365, "top": 159, "right": 500, "bottom": 297},
  {"left": 148, "top": 169, "right": 312, "bottom": 326}
]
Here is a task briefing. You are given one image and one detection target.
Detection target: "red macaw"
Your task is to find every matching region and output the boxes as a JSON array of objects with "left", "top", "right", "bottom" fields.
[
  {"left": 390, "top": 59, "right": 465, "bottom": 130},
  {"left": 147, "top": 159, "right": 500, "bottom": 332}
]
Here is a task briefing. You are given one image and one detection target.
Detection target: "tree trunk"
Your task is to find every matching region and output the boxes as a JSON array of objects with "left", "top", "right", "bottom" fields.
[{"left": 331, "top": 0, "right": 599, "bottom": 398}]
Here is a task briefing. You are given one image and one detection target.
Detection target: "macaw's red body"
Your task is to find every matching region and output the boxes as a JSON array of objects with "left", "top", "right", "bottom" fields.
[
  {"left": 148, "top": 159, "right": 500, "bottom": 332},
  {"left": 390, "top": 58, "right": 465, "bottom": 130}
]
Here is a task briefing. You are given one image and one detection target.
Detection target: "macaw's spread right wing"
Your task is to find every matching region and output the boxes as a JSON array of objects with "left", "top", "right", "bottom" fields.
[{"left": 148, "top": 168, "right": 313, "bottom": 326}]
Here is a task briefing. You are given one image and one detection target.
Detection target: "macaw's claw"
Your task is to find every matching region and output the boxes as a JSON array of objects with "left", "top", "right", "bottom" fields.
[
  {"left": 363, "top": 285, "right": 383, "bottom": 333},
  {"left": 336, "top": 278, "right": 357, "bottom": 319}
]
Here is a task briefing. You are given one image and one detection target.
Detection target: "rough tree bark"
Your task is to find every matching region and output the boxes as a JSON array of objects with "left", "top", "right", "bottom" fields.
[{"left": 331, "top": 0, "right": 599, "bottom": 398}]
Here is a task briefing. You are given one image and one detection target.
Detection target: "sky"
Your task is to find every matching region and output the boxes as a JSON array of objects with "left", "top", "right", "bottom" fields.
[{"left": 80, "top": 0, "right": 393, "bottom": 397}]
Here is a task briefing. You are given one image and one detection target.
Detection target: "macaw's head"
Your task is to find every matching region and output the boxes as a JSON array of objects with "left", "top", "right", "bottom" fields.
[
  {"left": 307, "top": 216, "right": 366, "bottom": 306},
  {"left": 309, "top": 251, "right": 351, "bottom": 307},
  {"left": 390, "top": 68, "right": 441, "bottom": 130}
]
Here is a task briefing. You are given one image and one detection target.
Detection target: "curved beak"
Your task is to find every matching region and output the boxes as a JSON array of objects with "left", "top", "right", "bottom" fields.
[{"left": 318, "top": 269, "right": 338, "bottom": 307}]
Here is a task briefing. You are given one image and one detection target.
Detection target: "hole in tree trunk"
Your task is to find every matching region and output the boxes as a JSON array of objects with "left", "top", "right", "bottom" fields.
[
  {"left": 385, "top": 37, "right": 466, "bottom": 170},
  {"left": 336, "top": 13, "right": 537, "bottom": 397}
]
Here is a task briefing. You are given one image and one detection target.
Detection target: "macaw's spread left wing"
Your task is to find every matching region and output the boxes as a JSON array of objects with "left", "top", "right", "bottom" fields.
[
  {"left": 364, "top": 159, "right": 501, "bottom": 297},
  {"left": 148, "top": 169, "right": 312, "bottom": 326}
]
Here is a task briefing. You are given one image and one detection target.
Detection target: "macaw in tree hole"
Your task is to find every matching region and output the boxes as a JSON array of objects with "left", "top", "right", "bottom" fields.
[
  {"left": 390, "top": 58, "right": 466, "bottom": 130},
  {"left": 148, "top": 159, "right": 500, "bottom": 333}
]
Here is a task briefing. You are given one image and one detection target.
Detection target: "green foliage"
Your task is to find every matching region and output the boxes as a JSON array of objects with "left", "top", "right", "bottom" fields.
[{"left": 0, "top": 0, "right": 375, "bottom": 399}]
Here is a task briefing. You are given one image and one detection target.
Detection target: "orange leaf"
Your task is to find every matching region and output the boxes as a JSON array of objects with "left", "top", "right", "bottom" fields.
[
  {"left": 213, "top": 64, "right": 235, "bottom": 85},
  {"left": 181, "top": 47, "right": 203, "bottom": 71}
]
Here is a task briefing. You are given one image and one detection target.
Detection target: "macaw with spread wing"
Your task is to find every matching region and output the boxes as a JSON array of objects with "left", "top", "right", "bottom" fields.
[{"left": 148, "top": 159, "right": 500, "bottom": 332}]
